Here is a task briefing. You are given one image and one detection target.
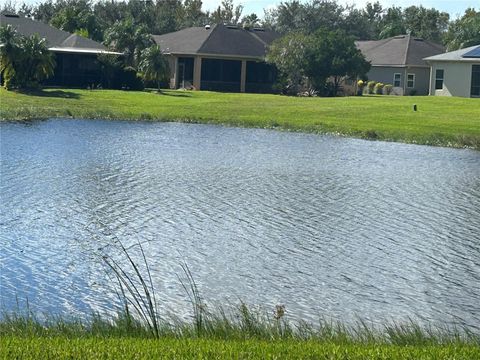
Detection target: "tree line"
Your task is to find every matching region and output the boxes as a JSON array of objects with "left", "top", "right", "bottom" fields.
[
  {"left": 2, "top": 0, "right": 478, "bottom": 50},
  {"left": 1, "top": 0, "right": 479, "bottom": 93}
]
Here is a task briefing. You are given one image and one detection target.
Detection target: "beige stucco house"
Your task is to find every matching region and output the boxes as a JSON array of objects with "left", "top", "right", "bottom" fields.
[
  {"left": 424, "top": 45, "right": 480, "bottom": 98},
  {"left": 152, "top": 24, "right": 279, "bottom": 93},
  {"left": 356, "top": 35, "right": 444, "bottom": 95}
]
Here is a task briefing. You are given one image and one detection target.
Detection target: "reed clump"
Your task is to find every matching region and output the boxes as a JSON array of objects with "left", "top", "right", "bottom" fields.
[{"left": 1, "top": 235, "right": 479, "bottom": 353}]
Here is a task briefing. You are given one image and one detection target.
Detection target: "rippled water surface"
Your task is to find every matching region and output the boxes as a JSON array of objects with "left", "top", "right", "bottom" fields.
[{"left": 1, "top": 119, "right": 479, "bottom": 330}]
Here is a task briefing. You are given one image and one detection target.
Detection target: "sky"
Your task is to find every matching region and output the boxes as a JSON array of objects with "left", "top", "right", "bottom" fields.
[
  {"left": 2, "top": 0, "right": 478, "bottom": 19},
  {"left": 204, "top": 0, "right": 477, "bottom": 19}
]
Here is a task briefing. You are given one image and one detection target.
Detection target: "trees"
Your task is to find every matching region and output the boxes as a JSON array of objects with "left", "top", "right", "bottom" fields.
[
  {"left": 304, "top": 29, "right": 370, "bottom": 96},
  {"left": 267, "top": 29, "right": 370, "bottom": 96},
  {"left": 444, "top": 8, "right": 480, "bottom": 51},
  {"left": 104, "top": 18, "right": 153, "bottom": 67},
  {"left": 241, "top": 13, "right": 260, "bottom": 28},
  {"left": 211, "top": 0, "right": 243, "bottom": 25},
  {"left": 266, "top": 1, "right": 455, "bottom": 43},
  {"left": 138, "top": 45, "right": 170, "bottom": 91},
  {"left": 402, "top": 6, "right": 449, "bottom": 43},
  {"left": 378, "top": 6, "right": 406, "bottom": 39},
  {"left": 151, "top": 0, "right": 183, "bottom": 35},
  {"left": 266, "top": 32, "right": 308, "bottom": 94},
  {"left": 0, "top": 25, "right": 55, "bottom": 89},
  {"left": 181, "top": 0, "right": 209, "bottom": 28},
  {"left": 16, "top": 33, "right": 56, "bottom": 87},
  {"left": 50, "top": 1, "right": 102, "bottom": 41},
  {"left": 0, "top": 25, "right": 19, "bottom": 89},
  {"left": 269, "top": 0, "right": 305, "bottom": 34}
]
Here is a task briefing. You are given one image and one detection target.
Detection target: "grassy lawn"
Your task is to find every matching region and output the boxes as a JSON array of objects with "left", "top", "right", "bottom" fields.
[
  {"left": 1, "top": 308, "right": 479, "bottom": 360},
  {"left": 2, "top": 336, "right": 479, "bottom": 359},
  {"left": 1, "top": 88, "right": 479, "bottom": 149}
]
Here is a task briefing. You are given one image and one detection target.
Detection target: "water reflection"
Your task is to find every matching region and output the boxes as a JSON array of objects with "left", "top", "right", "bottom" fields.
[{"left": 1, "top": 119, "right": 479, "bottom": 330}]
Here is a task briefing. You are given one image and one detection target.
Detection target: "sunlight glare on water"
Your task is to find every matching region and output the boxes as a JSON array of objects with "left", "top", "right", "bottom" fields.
[{"left": 1, "top": 119, "right": 479, "bottom": 330}]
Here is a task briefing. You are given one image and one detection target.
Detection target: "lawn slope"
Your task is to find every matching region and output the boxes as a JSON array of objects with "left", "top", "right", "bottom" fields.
[
  {"left": 2, "top": 337, "right": 479, "bottom": 360},
  {"left": 1, "top": 88, "right": 479, "bottom": 149}
]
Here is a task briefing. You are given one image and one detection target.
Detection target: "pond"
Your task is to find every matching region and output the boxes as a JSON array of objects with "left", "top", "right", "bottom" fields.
[{"left": 1, "top": 119, "right": 479, "bottom": 331}]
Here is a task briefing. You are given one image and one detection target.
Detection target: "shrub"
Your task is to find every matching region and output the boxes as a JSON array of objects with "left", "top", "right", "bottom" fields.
[
  {"left": 357, "top": 79, "right": 365, "bottom": 95},
  {"left": 367, "top": 80, "right": 376, "bottom": 94},
  {"left": 113, "top": 66, "right": 144, "bottom": 91},
  {"left": 374, "top": 82, "right": 384, "bottom": 95},
  {"left": 384, "top": 84, "right": 393, "bottom": 95}
]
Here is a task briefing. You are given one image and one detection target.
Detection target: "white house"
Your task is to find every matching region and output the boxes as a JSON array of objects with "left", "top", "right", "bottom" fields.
[{"left": 424, "top": 45, "right": 480, "bottom": 98}]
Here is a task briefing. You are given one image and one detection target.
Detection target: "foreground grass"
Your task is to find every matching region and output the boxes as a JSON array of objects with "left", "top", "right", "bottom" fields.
[
  {"left": 1, "top": 308, "right": 479, "bottom": 359},
  {"left": 3, "top": 336, "right": 479, "bottom": 359},
  {"left": 1, "top": 88, "right": 479, "bottom": 149}
]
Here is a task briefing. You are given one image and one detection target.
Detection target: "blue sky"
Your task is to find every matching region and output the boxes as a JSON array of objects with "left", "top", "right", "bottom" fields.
[
  {"left": 4, "top": 0, "right": 478, "bottom": 19},
  {"left": 203, "top": 0, "right": 477, "bottom": 19}
]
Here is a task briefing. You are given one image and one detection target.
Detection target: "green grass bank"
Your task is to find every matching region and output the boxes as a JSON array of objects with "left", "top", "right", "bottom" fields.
[
  {"left": 1, "top": 88, "right": 479, "bottom": 149},
  {"left": 3, "top": 336, "right": 479, "bottom": 359},
  {"left": 2, "top": 307, "right": 479, "bottom": 360}
]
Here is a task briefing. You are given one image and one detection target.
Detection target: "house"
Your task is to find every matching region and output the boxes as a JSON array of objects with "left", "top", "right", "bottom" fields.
[
  {"left": 0, "top": 11, "right": 119, "bottom": 87},
  {"left": 424, "top": 45, "right": 480, "bottom": 98},
  {"left": 152, "top": 24, "right": 280, "bottom": 93},
  {"left": 356, "top": 35, "right": 445, "bottom": 95}
]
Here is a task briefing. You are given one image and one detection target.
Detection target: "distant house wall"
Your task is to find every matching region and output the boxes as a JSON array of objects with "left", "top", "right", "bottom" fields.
[
  {"left": 406, "top": 67, "right": 430, "bottom": 95},
  {"left": 366, "top": 66, "right": 430, "bottom": 95},
  {"left": 428, "top": 61, "right": 480, "bottom": 97},
  {"left": 366, "top": 66, "right": 404, "bottom": 95}
]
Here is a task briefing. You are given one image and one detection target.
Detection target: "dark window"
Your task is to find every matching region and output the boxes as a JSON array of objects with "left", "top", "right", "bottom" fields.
[
  {"left": 246, "top": 61, "right": 275, "bottom": 84},
  {"left": 45, "top": 53, "right": 101, "bottom": 87},
  {"left": 201, "top": 59, "right": 241, "bottom": 92},
  {"left": 435, "top": 69, "right": 444, "bottom": 90},
  {"left": 393, "top": 73, "right": 401, "bottom": 87},
  {"left": 407, "top": 73, "right": 415, "bottom": 88},
  {"left": 201, "top": 59, "right": 241, "bottom": 82},
  {"left": 245, "top": 61, "right": 277, "bottom": 93},
  {"left": 471, "top": 65, "right": 480, "bottom": 97},
  {"left": 177, "top": 57, "right": 194, "bottom": 87}
]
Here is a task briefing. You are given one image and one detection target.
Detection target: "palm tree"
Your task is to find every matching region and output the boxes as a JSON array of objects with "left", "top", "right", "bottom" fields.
[
  {"left": 0, "top": 25, "right": 20, "bottom": 88},
  {"left": 0, "top": 26, "right": 55, "bottom": 89},
  {"left": 104, "top": 18, "right": 153, "bottom": 67},
  {"left": 138, "top": 45, "right": 169, "bottom": 91},
  {"left": 17, "top": 34, "right": 55, "bottom": 87}
]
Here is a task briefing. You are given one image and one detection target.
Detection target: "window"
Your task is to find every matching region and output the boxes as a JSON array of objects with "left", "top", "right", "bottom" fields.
[
  {"left": 435, "top": 69, "right": 444, "bottom": 90},
  {"left": 393, "top": 73, "right": 401, "bottom": 87},
  {"left": 407, "top": 73, "right": 415, "bottom": 88},
  {"left": 471, "top": 65, "right": 480, "bottom": 97}
]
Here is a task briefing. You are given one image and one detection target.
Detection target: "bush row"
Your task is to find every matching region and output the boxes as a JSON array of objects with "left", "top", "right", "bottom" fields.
[{"left": 357, "top": 80, "right": 394, "bottom": 95}]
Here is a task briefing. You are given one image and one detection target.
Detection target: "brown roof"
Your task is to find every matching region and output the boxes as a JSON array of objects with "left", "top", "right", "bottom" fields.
[
  {"left": 356, "top": 34, "right": 445, "bottom": 67},
  {"left": 152, "top": 24, "right": 280, "bottom": 59}
]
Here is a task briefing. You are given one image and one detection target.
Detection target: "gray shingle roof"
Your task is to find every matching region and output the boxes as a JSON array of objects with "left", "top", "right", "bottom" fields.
[
  {"left": 152, "top": 24, "right": 280, "bottom": 59},
  {"left": 0, "top": 12, "right": 106, "bottom": 52},
  {"left": 151, "top": 26, "right": 211, "bottom": 54},
  {"left": 356, "top": 34, "right": 444, "bottom": 67},
  {"left": 424, "top": 45, "right": 480, "bottom": 62}
]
